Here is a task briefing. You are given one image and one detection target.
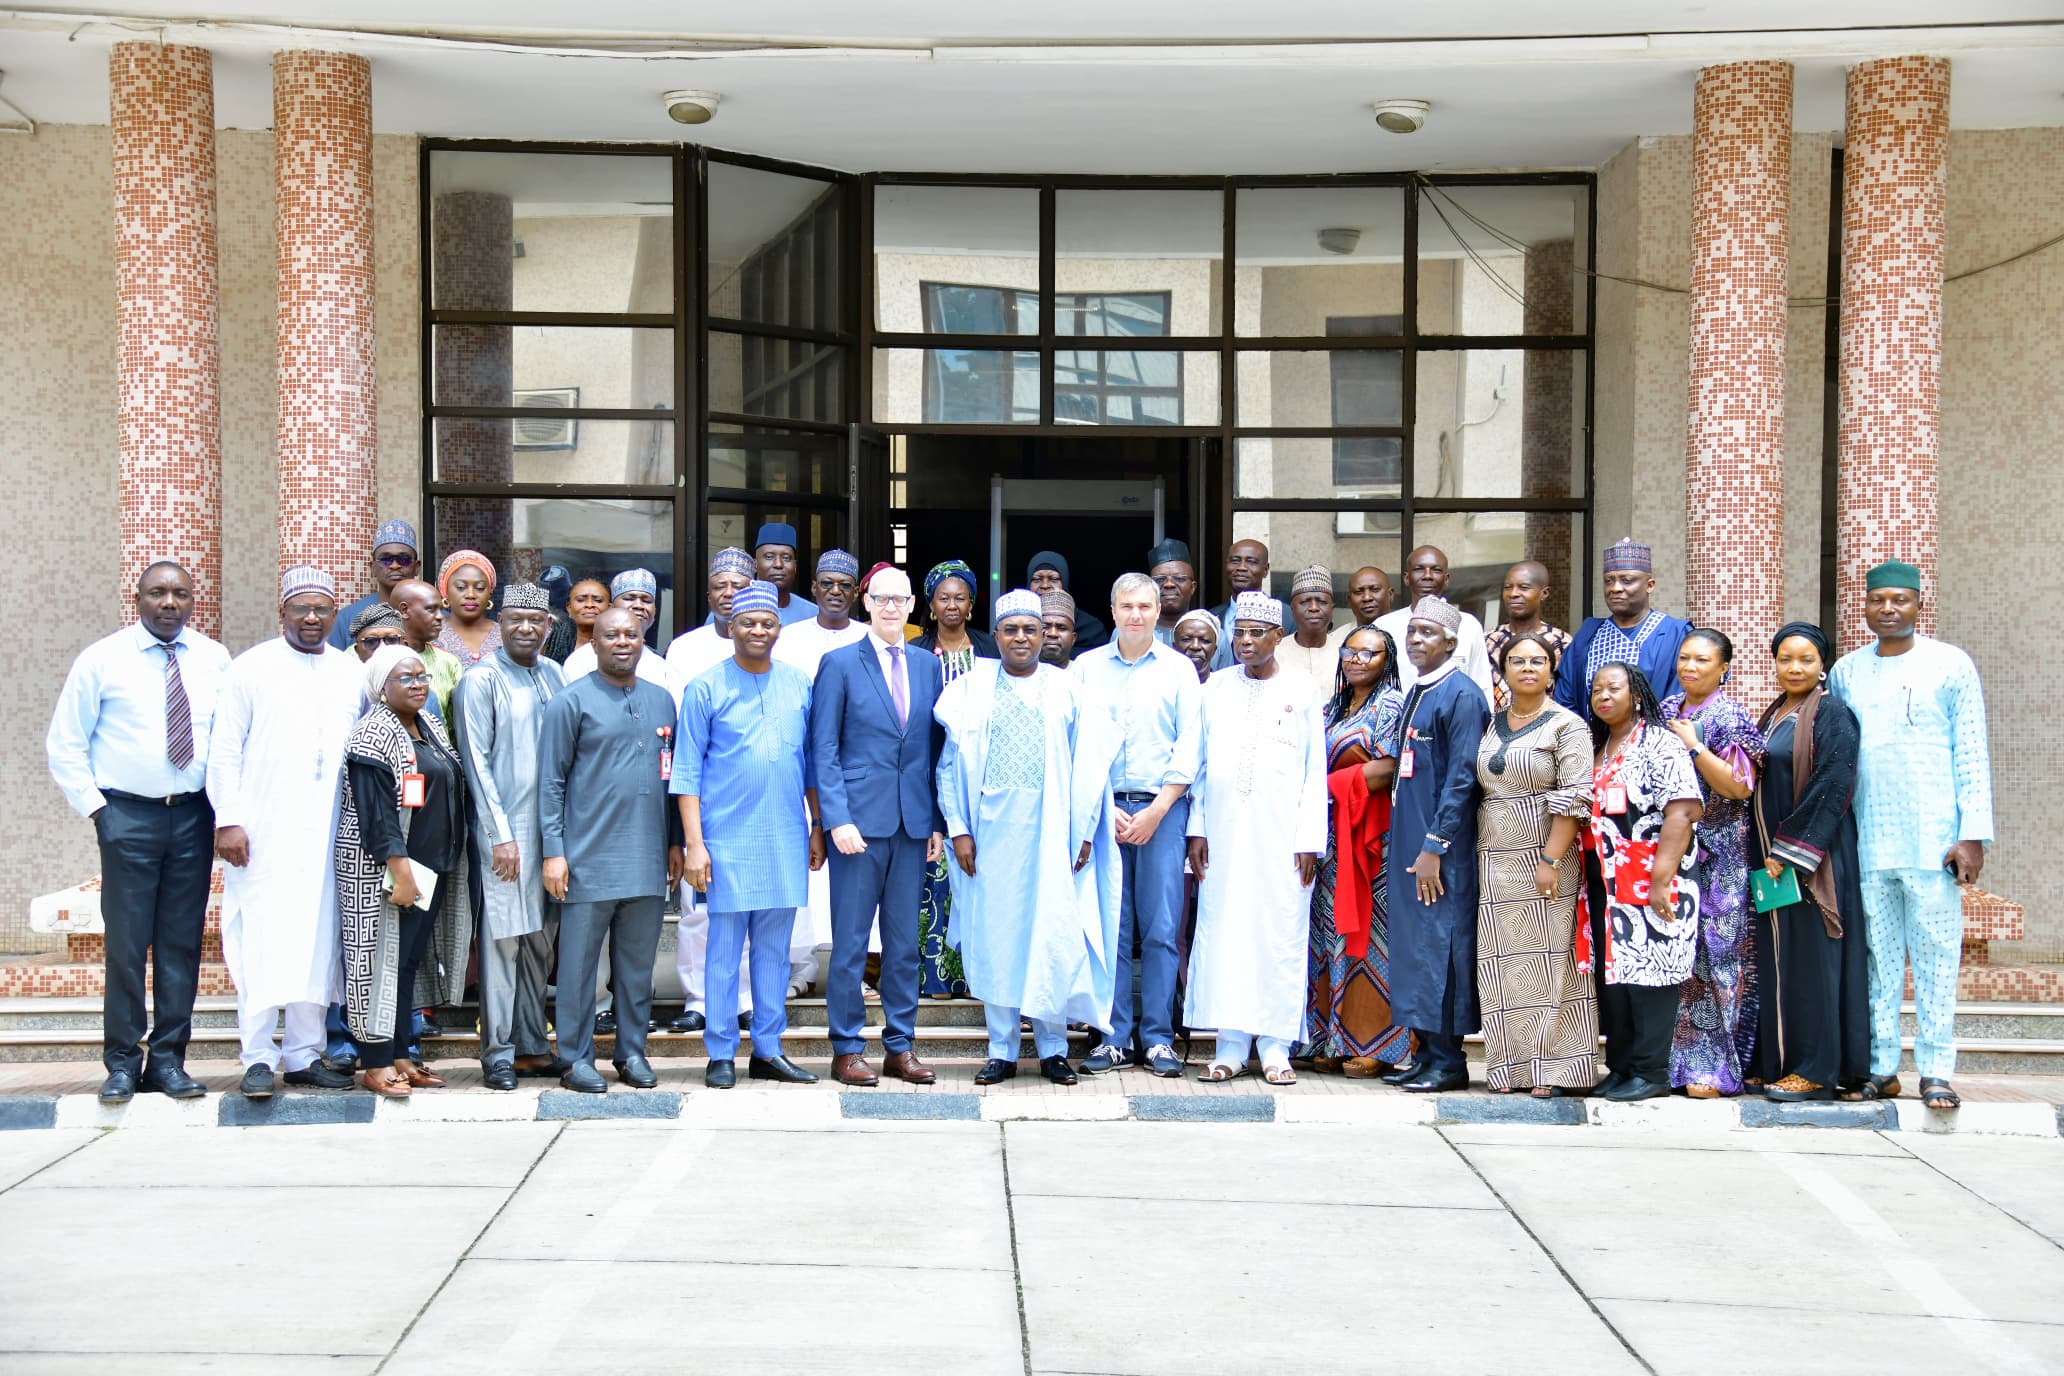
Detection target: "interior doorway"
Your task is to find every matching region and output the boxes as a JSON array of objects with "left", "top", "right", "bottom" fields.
[{"left": 893, "top": 435, "right": 1200, "bottom": 628}]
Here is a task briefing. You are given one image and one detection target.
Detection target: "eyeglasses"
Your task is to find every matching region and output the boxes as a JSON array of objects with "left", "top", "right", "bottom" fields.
[
  {"left": 374, "top": 553, "right": 418, "bottom": 568},
  {"left": 1338, "top": 648, "right": 1380, "bottom": 663},
  {"left": 390, "top": 672, "right": 432, "bottom": 687},
  {"left": 869, "top": 594, "right": 912, "bottom": 608},
  {"left": 358, "top": 632, "right": 404, "bottom": 647}
]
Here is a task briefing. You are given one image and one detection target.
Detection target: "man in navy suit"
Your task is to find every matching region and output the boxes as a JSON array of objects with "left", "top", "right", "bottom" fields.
[{"left": 810, "top": 566, "right": 945, "bottom": 1086}]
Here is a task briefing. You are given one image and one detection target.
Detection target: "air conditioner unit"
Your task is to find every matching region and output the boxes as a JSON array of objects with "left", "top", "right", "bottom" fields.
[
  {"left": 1334, "top": 507, "right": 1403, "bottom": 537},
  {"left": 512, "top": 388, "right": 578, "bottom": 450}
]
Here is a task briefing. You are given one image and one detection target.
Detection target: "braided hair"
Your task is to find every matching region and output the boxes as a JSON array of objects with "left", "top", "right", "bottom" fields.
[
  {"left": 1586, "top": 660, "right": 1667, "bottom": 752},
  {"left": 1325, "top": 624, "right": 1400, "bottom": 723}
]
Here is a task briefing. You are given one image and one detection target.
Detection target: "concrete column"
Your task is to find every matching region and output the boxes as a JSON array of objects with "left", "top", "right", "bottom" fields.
[
  {"left": 429, "top": 190, "right": 515, "bottom": 575},
  {"left": 1837, "top": 56, "right": 1949, "bottom": 651},
  {"left": 273, "top": 49, "right": 375, "bottom": 595},
  {"left": 1520, "top": 238, "right": 1575, "bottom": 633},
  {"left": 1684, "top": 61, "right": 1792, "bottom": 701},
  {"left": 111, "top": 42, "right": 221, "bottom": 635}
]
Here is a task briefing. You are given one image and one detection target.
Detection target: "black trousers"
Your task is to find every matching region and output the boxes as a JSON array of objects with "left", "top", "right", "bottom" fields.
[
  {"left": 352, "top": 880, "right": 444, "bottom": 1070},
  {"left": 1588, "top": 858, "right": 1676, "bottom": 1083},
  {"left": 95, "top": 791, "right": 215, "bottom": 1078}
]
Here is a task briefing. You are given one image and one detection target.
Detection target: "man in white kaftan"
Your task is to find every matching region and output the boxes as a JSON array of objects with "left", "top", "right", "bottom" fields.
[
  {"left": 936, "top": 589, "right": 1122, "bottom": 1085},
  {"left": 207, "top": 568, "right": 365, "bottom": 1095},
  {"left": 1184, "top": 591, "right": 1330, "bottom": 1080}
]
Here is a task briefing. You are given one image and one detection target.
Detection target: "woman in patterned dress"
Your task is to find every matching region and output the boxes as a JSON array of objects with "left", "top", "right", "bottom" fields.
[
  {"left": 1579, "top": 663, "right": 1705, "bottom": 1101},
  {"left": 1660, "top": 628, "right": 1768, "bottom": 1097},
  {"left": 1474, "top": 631, "right": 1596, "bottom": 1097},
  {"left": 434, "top": 549, "right": 503, "bottom": 666},
  {"left": 1303, "top": 625, "right": 1411, "bottom": 1074},
  {"left": 911, "top": 561, "right": 998, "bottom": 997}
]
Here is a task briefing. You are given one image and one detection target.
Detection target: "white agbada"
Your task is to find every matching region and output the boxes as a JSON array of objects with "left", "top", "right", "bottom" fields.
[
  {"left": 1183, "top": 663, "right": 1330, "bottom": 1042},
  {"left": 663, "top": 625, "right": 734, "bottom": 692},
  {"left": 773, "top": 616, "right": 870, "bottom": 949},
  {"left": 205, "top": 637, "right": 364, "bottom": 1010}
]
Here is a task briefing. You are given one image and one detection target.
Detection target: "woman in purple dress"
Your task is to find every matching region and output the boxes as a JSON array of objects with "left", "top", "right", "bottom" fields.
[{"left": 1660, "top": 628, "right": 1768, "bottom": 1097}]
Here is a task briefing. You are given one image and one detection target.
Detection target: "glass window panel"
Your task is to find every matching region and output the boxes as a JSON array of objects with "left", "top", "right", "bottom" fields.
[
  {"left": 1413, "top": 350, "right": 1585, "bottom": 498},
  {"left": 707, "top": 426, "right": 847, "bottom": 498},
  {"left": 433, "top": 494, "right": 675, "bottom": 640},
  {"left": 1056, "top": 190, "right": 1223, "bottom": 335},
  {"left": 873, "top": 186, "right": 1040, "bottom": 333},
  {"left": 1054, "top": 349, "right": 1217, "bottom": 426},
  {"left": 706, "top": 502, "right": 843, "bottom": 584},
  {"left": 432, "top": 325, "right": 674, "bottom": 410},
  {"left": 433, "top": 416, "right": 673, "bottom": 486},
  {"left": 429, "top": 151, "right": 673, "bottom": 314},
  {"left": 708, "top": 162, "right": 843, "bottom": 331},
  {"left": 874, "top": 348, "right": 1040, "bottom": 425},
  {"left": 1235, "top": 436, "right": 1401, "bottom": 500},
  {"left": 1416, "top": 184, "right": 1590, "bottom": 335},
  {"left": 1233, "top": 187, "right": 1406, "bottom": 336},
  {"left": 1236, "top": 350, "right": 1402, "bottom": 429},
  {"left": 1230, "top": 510, "right": 1400, "bottom": 606},
  {"left": 1412, "top": 512, "right": 1586, "bottom": 632},
  {"left": 709, "top": 329, "right": 847, "bottom": 424}
]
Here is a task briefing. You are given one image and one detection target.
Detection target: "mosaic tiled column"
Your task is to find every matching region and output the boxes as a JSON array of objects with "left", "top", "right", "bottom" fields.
[
  {"left": 274, "top": 50, "right": 375, "bottom": 596},
  {"left": 430, "top": 191, "right": 515, "bottom": 577},
  {"left": 111, "top": 42, "right": 221, "bottom": 636},
  {"left": 1521, "top": 238, "right": 1575, "bottom": 632},
  {"left": 1685, "top": 61, "right": 1792, "bottom": 701},
  {"left": 1837, "top": 56, "right": 1949, "bottom": 651}
]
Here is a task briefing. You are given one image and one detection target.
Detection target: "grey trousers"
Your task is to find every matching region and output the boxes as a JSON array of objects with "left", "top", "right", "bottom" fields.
[
  {"left": 480, "top": 922, "right": 556, "bottom": 1070},
  {"left": 556, "top": 896, "right": 663, "bottom": 1067}
]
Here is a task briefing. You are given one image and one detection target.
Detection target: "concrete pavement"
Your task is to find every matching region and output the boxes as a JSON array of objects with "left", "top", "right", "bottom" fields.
[{"left": 1, "top": 1118, "right": 2060, "bottom": 1374}]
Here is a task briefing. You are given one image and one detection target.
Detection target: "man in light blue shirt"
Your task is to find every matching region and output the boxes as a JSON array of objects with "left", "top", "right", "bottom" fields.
[
  {"left": 1072, "top": 572, "right": 1200, "bottom": 1078},
  {"left": 1829, "top": 559, "right": 1994, "bottom": 1110},
  {"left": 46, "top": 561, "right": 230, "bottom": 1106}
]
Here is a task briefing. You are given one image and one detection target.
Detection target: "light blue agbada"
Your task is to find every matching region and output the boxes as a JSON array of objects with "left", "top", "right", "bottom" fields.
[
  {"left": 672, "top": 659, "right": 815, "bottom": 912},
  {"left": 935, "top": 660, "right": 1123, "bottom": 1031}
]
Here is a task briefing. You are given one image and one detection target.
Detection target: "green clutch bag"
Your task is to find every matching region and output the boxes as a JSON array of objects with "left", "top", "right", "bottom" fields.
[{"left": 1751, "top": 866, "right": 1802, "bottom": 914}]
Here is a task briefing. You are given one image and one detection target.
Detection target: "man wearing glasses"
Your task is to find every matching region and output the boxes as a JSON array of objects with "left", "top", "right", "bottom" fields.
[
  {"left": 327, "top": 518, "right": 421, "bottom": 650},
  {"left": 809, "top": 566, "right": 945, "bottom": 1086}
]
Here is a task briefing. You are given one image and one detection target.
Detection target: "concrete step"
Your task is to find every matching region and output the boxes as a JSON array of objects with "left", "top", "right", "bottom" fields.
[{"left": 0, "top": 995, "right": 990, "bottom": 1033}]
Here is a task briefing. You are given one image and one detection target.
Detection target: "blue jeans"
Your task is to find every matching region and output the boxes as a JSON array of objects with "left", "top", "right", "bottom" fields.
[
  {"left": 1109, "top": 796, "right": 1188, "bottom": 1052},
  {"left": 705, "top": 908, "right": 798, "bottom": 1062},
  {"left": 984, "top": 1002, "right": 1067, "bottom": 1062}
]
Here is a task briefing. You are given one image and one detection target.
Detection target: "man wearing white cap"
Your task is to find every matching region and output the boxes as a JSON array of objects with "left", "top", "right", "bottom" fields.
[
  {"left": 207, "top": 566, "right": 366, "bottom": 1099},
  {"left": 1184, "top": 591, "right": 1329, "bottom": 1085}
]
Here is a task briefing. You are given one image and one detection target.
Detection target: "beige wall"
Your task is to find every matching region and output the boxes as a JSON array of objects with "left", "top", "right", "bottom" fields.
[{"left": 0, "top": 123, "right": 419, "bottom": 952}]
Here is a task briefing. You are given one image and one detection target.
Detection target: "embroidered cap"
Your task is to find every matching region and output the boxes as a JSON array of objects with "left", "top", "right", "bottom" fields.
[
  {"left": 1409, "top": 596, "right": 1463, "bottom": 635},
  {"left": 1291, "top": 565, "right": 1332, "bottom": 596},
  {"left": 501, "top": 582, "right": 549, "bottom": 612},
  {"left": 1602, "top": 538, "right": 1653, "bottom": 574},
  {"left": 1174, "top": 608, "right": 1220, "bottom": 636},
  {"left": 610, "top": 567, "right": 657, "bottom": 600},
  {"left": 280, "top": 564, "right": 336, "bottom": 603},
  {"left": 816, "top": 548, "right": 860, "bottom": 578},
  {"left": 348, "top": 603, "right": 404, "bottom": 640},
  {"left": 994, "top": 588, "right": 1044, "bottom": 624},
  {"left": 730, "top": 580, "right": 781, "bottom": 619},
  {"left": 709, "top": 547, "right": 754, "bottom": 580},
  {"left": 1865, "top": 559, "right": 1922, "bottom": 592},
  {"left": 372, "top": 518, "right": 418, "bottom": 554},
  {"left": 1231, "top": 591, "right": 1284, "bottom": 628},
  {"left": 1041, "top": 590, "right": 1075, "bottom": 618}
]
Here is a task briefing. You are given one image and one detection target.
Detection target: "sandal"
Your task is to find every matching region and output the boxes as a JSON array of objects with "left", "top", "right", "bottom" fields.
[
  {"left": 1341, "top": 1058, "right": 1382, "bottom": 1079},
  {"left": 1849, "top": 1074, "right": 1901, "bottom": 1101},
  {"left": 1684, "top": 1084, "right": 1722, "bottom": 1100},
  {"left": 1764, "top": 1074, "right": 1833, "bottom": 1102},
  {"left": 1198, "top": 1063, "right": 1248, "bottom": 1084},
  {"left": 362, "top": 1067, "right": 410, "bottom": 1099},
  {"left": 1920, "top": 1077, "right": 1961, "bottom": 1111},
  {"left": 1263, "top": 1065, "right": 1297, "bottom": 1086},
  {"left": 1530, "top": 1085, "right": 1562, "bottom": 1100}
]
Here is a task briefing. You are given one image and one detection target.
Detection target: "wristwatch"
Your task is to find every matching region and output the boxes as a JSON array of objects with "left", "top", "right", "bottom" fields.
[{"left": 1544, "top": 853, "right": 1565, "bottom": 872}]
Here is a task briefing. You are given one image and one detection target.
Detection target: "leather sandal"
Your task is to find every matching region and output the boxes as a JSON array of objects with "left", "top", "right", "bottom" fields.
[{"left": 1848, "top": 1074, "right": 1901, "bottom": 1101}]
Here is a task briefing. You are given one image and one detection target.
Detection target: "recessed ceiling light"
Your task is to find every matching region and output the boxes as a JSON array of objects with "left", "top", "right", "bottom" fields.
[
  {"left": 662, "top": 90, "right": 721, "bottom": 125},
  {"left": 1370, "top": 98, "right": 1430, "bottom": 134}
]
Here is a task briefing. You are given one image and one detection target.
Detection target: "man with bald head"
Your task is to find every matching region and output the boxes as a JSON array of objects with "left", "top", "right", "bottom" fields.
[
  {"left": 1485, "top": 560, "right": 1572, "bottom": 710},
  {"left": 1347, "top": 567, "right": 1396, "bottom": 630},
  {"left": 1373, "top": 545, "right": 1492, "bottom": 699},
  {"left": 1208, "top": 538, "right": 1270, "bottom": 670}
]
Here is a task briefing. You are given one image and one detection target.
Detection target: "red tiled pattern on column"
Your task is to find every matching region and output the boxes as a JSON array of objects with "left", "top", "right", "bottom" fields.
[
  {"left": 1837, "top": 56, "right": 1949, "bottom": 653},
  {"left": 111, "top": 43, "right": 222, "bottom": 636},
  {"left": 274, "top": 50, "right": 375, "bottom": 598},
  {"left": 1522, "top": 239, "right": 1576, "bottom": 631},
  {"left": 1685, "top": 62, "right": 1792, "bottom": 704},
  {"left": 429, "top": 191, "right": 515, "bottom": 573}
]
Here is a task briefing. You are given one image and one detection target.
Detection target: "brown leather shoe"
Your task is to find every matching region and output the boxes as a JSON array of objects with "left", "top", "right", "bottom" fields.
[
  {"left": 882, "top": 1050, "right": 937, "bottom": 1085},
  {"left": 400, "top": 1060, "right": 446, "bottom": 1089},
  {"left": 833, "top": 1053, "right": 879, "bottom": 1086}
]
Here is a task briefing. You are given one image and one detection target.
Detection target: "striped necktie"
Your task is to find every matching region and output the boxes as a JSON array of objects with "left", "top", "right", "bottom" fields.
[{"left": 161, "top": 642, "right": 194, "bottom": 769}]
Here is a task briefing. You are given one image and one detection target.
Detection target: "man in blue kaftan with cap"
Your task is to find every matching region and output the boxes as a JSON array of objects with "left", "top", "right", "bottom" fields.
[{"left": 1553, "top": 538, "right": 1693, "bottom": 715}]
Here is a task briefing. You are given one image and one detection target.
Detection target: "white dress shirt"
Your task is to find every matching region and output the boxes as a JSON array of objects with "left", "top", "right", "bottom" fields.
[{"left": 46, "top": 621, "right": 231, "bottom": 817}]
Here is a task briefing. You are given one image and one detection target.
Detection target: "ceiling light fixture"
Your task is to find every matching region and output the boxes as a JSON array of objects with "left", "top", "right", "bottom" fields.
[
  {"left": 1370, "top": 98, "right": 1430, "bottom": 134},
  {"left": 662, "top": 90, "right": 722, "bottom": 125},
  {"left": 1316, "top": 228, "right": 1362, "bottom": 256}
]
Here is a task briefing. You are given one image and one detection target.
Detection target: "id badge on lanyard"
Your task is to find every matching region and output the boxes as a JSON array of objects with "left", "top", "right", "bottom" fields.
[
  {"left": 1602, "top": 783, "right": 1628, "bottom": 815},
  {"left": 400, "top": 753, "right": 425, "bottom": 809},
  {"left": 657, "top": 726, "right": 674, "bottom": 782},
  {"left": 1398, "top": 746, "right": 1415, "bottom": 779}
]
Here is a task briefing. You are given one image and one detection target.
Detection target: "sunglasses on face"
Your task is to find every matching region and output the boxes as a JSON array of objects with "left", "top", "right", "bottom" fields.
[{"left": 375, "top": 553, "right": 418, "bottom": 568}]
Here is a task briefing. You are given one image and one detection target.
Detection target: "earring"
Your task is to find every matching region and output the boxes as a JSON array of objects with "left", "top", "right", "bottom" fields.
[
  {"left": 484, "top": 598, "right": 494, "bottom": 613},
  {"left": 1818, "top": 670, "right": 1828, "bottom": 682}
]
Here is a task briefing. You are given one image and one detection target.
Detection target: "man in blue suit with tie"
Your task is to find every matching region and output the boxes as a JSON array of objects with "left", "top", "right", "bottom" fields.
[{"left": 811, "top": 566, "right": 945, "bottom": 1086}]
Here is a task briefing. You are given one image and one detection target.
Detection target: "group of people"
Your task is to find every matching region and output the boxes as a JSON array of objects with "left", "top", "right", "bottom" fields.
[{"left": 48, "top": 517, "right": 1993, "bottom": 1111}]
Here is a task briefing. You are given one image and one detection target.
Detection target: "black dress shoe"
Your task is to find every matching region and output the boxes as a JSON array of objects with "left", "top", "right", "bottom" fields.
[
  {"left": 738, "top": 1012, "right": 753, "bottom": 1031},
  {"left": 669, "top": 1010, "right": 706, "bottom": 1033},
  {"left": 284, "top": 1062, "right": 355, "bottom": 1090},
  {"left": 1378, "top": 1060, "right": 1424, "bottom": 1086},
  {"left": 748, "top": 1055, "right": 818, "bottom": 1084},
  {"left": 514, "top": 1055, "right": 572, "bottom": 1078},
  {"left": 1399, "top": 1068, "right": 1468, "bottom": 1094},
  {"left": 594, "top": 1010, "right": 618, "bottom": 1036},
  {"left": 141, "top": 1066, "right": 205, "bottom": 1100},
  {"left": 1594, "top": 1070, "right": 1628, "bottom": 1097},
  {"left": 239, "top": 1064, "right": 276, "bottom": 1099},
  {"left": 419, "top": 1012, "right": 444, "bottom": 1037},
  {"left": 323, "top": 1050, "right": 360, "bottom": 1074},
  {"left": 1041, "top": 1055, "right": 1079, "bottom": 1086},
  {"left": 98, "top": 1070, "right": 137, "bottom": 1105},
  {"left": 483, "top": 1064, "right": 518, "bottom": 1092},
  {"left": 705, "top": 1059, "right": 737, "bottom": 1089},
  {"left": 560, "top": 1062, "right": 609, "bottom": 1094},
  {"left": 614, "top": 1054, "right": 659, "bottom": 1089},
  {"left": 1603, "top": 1075, "right": 1670, "bottom": 1102},
  {"left": 973, "top": 1058, "right": 1018, "bottom": 1086}
]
